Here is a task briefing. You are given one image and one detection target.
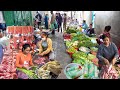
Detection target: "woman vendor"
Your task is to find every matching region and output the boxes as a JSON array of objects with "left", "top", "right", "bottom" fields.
[
  {"left": 97, "top": 35, "right": 119, "bottom": 70},
  {"left": 37, "top": 32, "right": 54, "bottom": 61},
  {"left": 16, "top": 44, "right": 34, "bottom": 79}
]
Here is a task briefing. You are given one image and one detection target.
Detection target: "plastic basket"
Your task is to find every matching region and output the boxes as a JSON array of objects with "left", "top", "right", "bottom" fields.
[{"left": 64, "top": 63, "right": 83, "bottom": 79}]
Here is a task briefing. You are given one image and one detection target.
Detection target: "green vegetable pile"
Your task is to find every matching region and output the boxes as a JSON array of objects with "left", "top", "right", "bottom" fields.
[
  {"left": 17, "top": 68, "right": 38, "bottom": 79},
  {"left": 87, "top": 54, "right": 96, "bottom": 61},
  {"left": 72, "top": 51, "right": 96, "bottom": 66},
  {"left": 72, "top": 34, "right": 90, "bottom": 42},
  {"left": 66, "top": 28, "right": 79, "bottom": 34},
  {"left": 70, "top": 33, "right": 77, "bottom": 36},
  {"left": 65, "top": 41, "right": 73, "bottom": 48},
  {"left": 72, "top": 51, "right": 87, "bottom": 59},
  {"left": 90, "top": 47, "right": 98, "bottom": 52},
  {"left": 73, "top": 58, "right": 87, "bottom": 66},
  {"left": 67, "top": 47, "right": 77, "bottom": 53}
]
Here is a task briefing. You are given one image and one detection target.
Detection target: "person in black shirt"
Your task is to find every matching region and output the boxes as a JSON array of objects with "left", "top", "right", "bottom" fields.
[
  {"left": 57, "top": 13, "right": 63, "bottom": 33},
  {"left": 35, "top": 12, "right": 42, "bottom": 28},
  {"left": 86, "top": 23, "right": 95, "bottom": 36}
]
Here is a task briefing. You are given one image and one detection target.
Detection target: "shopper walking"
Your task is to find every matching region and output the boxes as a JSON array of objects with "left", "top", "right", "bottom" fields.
[
  {"left": 50, "top": 11, "right": 56, "bottom": 35},
  {"left": 63, "top": 13, "right": 67, "bottom": 30},
  {"left": 44, "top": 14, "right": 49, "bottom": 29},
  {"left": 35, "top": 11, "right": 42, "bottom": 28},
  {"left": 57, "top": 13, "right": 63, "bottom": 33}
]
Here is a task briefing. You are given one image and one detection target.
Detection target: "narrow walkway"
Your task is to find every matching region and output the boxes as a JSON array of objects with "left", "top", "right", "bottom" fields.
[{"left": 49, "top": 31, "right": 72, "bottom": 79}]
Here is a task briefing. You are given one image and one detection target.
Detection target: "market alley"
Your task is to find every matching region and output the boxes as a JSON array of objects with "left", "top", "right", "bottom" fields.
[{"left": 49, "top": 32, "right": 72, "bottom": 79}]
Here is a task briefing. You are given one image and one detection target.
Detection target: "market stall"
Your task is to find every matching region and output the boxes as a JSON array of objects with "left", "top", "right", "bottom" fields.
[
  {"left": 63, "top": 25, "right": 101, "bottom": 79},
  {"left": 0, "top": 26, "right": 62, "bottom": 79},
  {"left": 63, "top": 24, "right": 120, "bottom": 79}
]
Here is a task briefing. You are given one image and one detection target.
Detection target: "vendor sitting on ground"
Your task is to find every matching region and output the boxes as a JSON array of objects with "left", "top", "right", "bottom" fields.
[
  {"left": 37, "top": 32, "right": 54, "bottom": 61},
  {"left": 16, "top": 43, "right": 34, "bottom": 69},
  {"left": 82, "top": 20, "right": 88, "bottom": 33},
  {"left": 86, "top": 23, "right": 95, "bottom": 36},
  {"left": 16, "top": 44, "right": 34, "bottom": 79},
  {"left": 97, "top": 35, "right": 119, "bottom": 70}
]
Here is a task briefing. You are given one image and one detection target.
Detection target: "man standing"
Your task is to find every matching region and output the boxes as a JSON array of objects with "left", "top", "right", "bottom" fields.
[
  {"left": 44, "top": 14, "right": 49, "bottom": 29},
  {"left": 35, "top": 11, "right": 42, "bottom": 28},
  {"left": 50, "top": 11, "right": 56, "bottom": 35},
  {"left": 63, "top": 13, "right": 67, "bottom": 30},
  {"left": 57, "top": 13, "right": 62, "bottom": 33}
]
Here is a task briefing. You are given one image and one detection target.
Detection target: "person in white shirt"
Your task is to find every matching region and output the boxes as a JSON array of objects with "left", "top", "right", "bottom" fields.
[{"left": 75, "top": 19, "right": 79, "bottom": 25}]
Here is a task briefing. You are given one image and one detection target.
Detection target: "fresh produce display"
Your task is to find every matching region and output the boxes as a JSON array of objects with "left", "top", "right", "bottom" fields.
[
  {"left": 37, "top": 68, "right": 51, "bottom": 79},
  {"left": 65, "top": 41, "right": 73, "bottom": 48},
  {"left": 90, "top": 47, "right": 98, "bottom": 52},
  {"left": 79, "top": 46, "right": 90, "bottom": 53},
  {"left": 63, "top": 33, "right": 71, "bottom": 39},
  {"left": 66, "top": 28, "right": 78, "bottom": 34},
  {"left": 65, "top": 40, "right": 79, "bottom": 49},
  {"left": 35, "top": 60, "right": 62, "bottom": 79},
  {"left": 67, "top": 47, "right": 77, "bottom": 53},
  {"left": 73, "top": 58, "right": 87, "bottom": 66},
  {"left": 78, "top": 40, "right": 98, "bottom": 48},
  {"left": 72, "top": 41, "right": 79, "bottom": 47},
  {"left": 17, "top": 68, "right": 38, "bottom": 79},
  {"left": 70, "top": 33, "right": 77, "bottom": 37},
  {"left": 72, "top": 51, "right": 87, "bottom": 59},
  {"left": 42, "top": 61, "right": 62, "bottom": 75},
  {"left": 64, "top": 25, "right": 100, "bottom": 79},
  {"left": 87, "top": 54, "right": 96, "bottom": 61},
  {"left": 70, "top": 33, "right": 77, "bottom": 38}
]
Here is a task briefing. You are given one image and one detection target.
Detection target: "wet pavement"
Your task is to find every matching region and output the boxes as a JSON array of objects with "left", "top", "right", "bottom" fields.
[{"left": 49, "top": 31, "right": 72, "bottom": 79}]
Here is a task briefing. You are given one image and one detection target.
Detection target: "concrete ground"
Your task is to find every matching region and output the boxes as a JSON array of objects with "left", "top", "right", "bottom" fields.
[{"left": 49, "top": 31, "right": 72, "bottom": 79}]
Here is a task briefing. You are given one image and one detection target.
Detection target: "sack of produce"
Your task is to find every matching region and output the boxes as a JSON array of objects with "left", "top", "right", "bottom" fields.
[
  {"left": 64, "top": 63, "right": 83, "bottom": 79},
  {"left": 40, "top": 60, "right": 62, "bottom": 76},
  {"left": 46, "top": 61, "right": 62, "bottom": 75},
  {"left": 37, "top": 68, "right": 51, "bottom": 79}
]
